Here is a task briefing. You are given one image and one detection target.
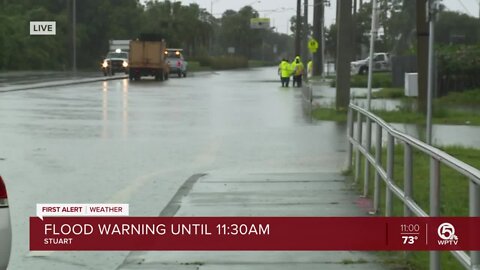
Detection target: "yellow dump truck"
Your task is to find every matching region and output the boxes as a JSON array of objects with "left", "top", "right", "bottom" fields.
[{"left": 128, "top": 37, "right": 169, "bottom": 81}]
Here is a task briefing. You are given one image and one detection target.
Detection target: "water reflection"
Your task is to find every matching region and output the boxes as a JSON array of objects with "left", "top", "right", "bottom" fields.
[
  {"left": 102, "top": 81, "right": 109, "bottom": 139},
  {"left": 122, "top": 79, "right": 129, "bottom": 139},
  {"left": 101, "top": 79, "right": 130, "bottom": 139}
]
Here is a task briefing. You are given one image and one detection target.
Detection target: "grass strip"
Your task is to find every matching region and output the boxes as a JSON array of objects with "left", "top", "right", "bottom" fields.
[
  {"left": 352, "top": 145, "right": 480, "bottom": 269},
  {"left": 312, "top": 106, "right": 480, "bottom": 125}
]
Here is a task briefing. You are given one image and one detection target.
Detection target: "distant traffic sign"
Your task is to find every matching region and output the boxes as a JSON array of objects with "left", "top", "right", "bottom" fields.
[
  {"left": 308, "top": 38, "right": 319, "bottom": 53},
  {"left": 250, "top": 18, "right": 270, "bottom": 29}
]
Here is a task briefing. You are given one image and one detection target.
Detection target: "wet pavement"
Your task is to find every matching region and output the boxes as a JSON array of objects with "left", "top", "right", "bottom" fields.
[
  {"left": 0, "top": 71, "right": 104, "bottom": 87},
  {"left": 0, "top": 68, "right": 365, "bottom": 269},
  {"left": 117, "top": 172, "right": 390, "bottom": 270}
]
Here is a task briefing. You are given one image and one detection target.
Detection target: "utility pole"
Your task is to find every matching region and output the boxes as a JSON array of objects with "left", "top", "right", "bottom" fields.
[
  {"left": 302, "top": 0, "right": 309, "bottom": 70},
  {"left": 366, "top": 0, "right": 378, "bottom": 111},
  {"left": 295, "top": 0, "right": 301, "bottom": 57},
  {"left": 2, "top": 0, "right": 6, "bottom": 70},
  {"left": 417, "top": 1, "right": 429, "bottom": 114},
  {"left": 426, "top": 0, "right": 440, "bottom": 145},
  {"left": 312, "top": 0, "right": 323, "bottom": 76},
  {"left": 72, "top": 0, "right": 77, "bottom": 74},
  {"left": 321, "top": 3, "right": 326, "bottom": 78},
  {"left": 335, "top": 0, "right": 353, "bottom": 110}
]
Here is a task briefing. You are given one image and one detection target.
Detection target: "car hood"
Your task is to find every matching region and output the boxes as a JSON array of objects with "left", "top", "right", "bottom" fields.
[
  {"left": 351, "top": 59, "right": 367, "bottom": 65},
  {"left": 105, "top": 58, "right": 127, "bottom": 61}
]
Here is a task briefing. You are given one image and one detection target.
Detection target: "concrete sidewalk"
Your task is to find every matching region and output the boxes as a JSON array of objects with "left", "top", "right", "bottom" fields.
[{"left": 118, "top": 172, "right": 395, "bottom": 270}]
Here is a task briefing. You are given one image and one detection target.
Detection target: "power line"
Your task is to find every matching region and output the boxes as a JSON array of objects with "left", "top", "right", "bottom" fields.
[{"left": 456, "top": 0, "right": 474, "bottom": 16}]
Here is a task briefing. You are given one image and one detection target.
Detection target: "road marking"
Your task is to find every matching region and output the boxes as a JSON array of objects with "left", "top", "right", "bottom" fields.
[{"left": 28, "top": 136, "right": 223, "bottom": 259}]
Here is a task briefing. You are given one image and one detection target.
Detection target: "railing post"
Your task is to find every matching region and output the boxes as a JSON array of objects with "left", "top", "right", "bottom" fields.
[
  {"left": 363, "top": 117, "right": 372, "bottom": 197},
  {"left": 404, "top": 144, "right": 413, "bottom": 217},
  {"left": 354, "top": 111, "right": 363, "bottom": 183},
  {"left": 470, "top": 179, "right": 480, "bottom": 268},
  {"left": 346, "top": 106, "right": 354, "bottom": 170},
  {"left": 430, "top": 157, "right": 441, "bottom": 270},
  {"left": 372, "top": 123, "right": 382, "bottom": 214},
  {"left": 386, "top": 134, "right": 394, "bottom": 216}
]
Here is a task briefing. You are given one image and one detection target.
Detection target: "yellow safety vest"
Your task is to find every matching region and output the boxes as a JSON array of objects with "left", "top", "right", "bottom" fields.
[{"left": 279, "top": 61, "right": 291, "bottom": 78}]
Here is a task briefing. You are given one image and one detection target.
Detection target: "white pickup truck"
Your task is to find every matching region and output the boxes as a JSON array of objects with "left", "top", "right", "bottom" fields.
[{"left": 350, "top": 52, "right": 391, "bottom": 75}]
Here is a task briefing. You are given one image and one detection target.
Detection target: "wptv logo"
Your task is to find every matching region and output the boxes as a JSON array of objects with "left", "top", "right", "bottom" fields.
[{"left": 437, "top": 222, "right": 459, "bottom": 246}]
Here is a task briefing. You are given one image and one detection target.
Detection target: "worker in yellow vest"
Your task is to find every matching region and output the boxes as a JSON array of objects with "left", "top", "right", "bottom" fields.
[
  {"left": 307, "top": 59, "right": 313, "bottom": 78},
  {"left": 291, "top": 56, "right": 304, "bottom": 87},
  {"left": 278, "top": 58, "right": 291, "bottom": 87}
]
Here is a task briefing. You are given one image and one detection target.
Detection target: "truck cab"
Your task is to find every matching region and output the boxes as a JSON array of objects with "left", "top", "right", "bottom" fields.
[{"left": 101, "top": 49, "right": 129, "bottom": 76}]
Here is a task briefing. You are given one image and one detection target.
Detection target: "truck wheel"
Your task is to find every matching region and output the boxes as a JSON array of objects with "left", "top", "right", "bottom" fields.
[{"left": 359, "top": 66, "right": 368, "bottom": 75}]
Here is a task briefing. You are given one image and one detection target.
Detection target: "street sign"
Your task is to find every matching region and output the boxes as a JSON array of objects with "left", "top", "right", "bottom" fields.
[
  {"left": 308, "top": 38, "right": 319, "bottom": 53},
  {"left": 250, "top": 18, "right": 270, "bottom": 29}
]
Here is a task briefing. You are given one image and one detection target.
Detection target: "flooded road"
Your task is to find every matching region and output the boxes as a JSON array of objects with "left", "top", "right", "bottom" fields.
[{"left": 0, "top": 67, "right": 347, "bottom": 269}]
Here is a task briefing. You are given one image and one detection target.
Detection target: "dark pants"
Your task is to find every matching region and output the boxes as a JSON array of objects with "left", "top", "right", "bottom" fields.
[
  {"left": 280, "top": 76, "right": 290, "bottom": 87},
  {"left": 293, "top": 75, "right": 302, "bottom": 87}
]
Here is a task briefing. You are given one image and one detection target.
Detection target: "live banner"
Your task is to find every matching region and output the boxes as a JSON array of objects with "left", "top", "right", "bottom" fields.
[{"left": 30, "top": 217, "right": 480, "bottom": 251}]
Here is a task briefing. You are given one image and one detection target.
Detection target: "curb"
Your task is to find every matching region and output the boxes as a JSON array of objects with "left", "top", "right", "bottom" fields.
[{"left": 0, "top": 75, "right": 128, "bottom": 93}]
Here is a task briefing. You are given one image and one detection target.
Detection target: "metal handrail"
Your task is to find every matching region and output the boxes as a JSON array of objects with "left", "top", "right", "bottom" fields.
[{"left": 347, "top": 103, "right": 480, "bottom": 270}]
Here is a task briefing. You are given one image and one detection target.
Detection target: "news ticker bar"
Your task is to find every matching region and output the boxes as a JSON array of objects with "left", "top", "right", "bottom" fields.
[{"left": 30, "top": 217, "right": 480, "bottom": 251}]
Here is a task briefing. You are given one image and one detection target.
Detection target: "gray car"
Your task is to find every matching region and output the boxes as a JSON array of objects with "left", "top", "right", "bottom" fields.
[{"left": 0, "top": 176, "right": 11, "bottom": 270}]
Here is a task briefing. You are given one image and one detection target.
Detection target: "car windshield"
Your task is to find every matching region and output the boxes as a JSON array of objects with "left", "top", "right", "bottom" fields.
[{"left": 106, "top": 52, "right": 128, "bottom": 58}]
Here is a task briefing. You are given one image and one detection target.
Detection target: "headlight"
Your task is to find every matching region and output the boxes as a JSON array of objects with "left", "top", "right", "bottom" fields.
[
  {"left": 122, "top": 61, "right": 128, "bottom": 68},
  {"left": 102, "top": 61, "right": 108, "bottom": 68}
]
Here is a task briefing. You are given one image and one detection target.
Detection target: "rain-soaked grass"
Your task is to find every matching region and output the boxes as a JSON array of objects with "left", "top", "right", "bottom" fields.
[
  {"left": 312, "top": 106, "right": 480, "bottom": 125},
  {"left": 436, "top": 88, "right": 480, "bottom": 106},
  {"left": 315, "top": 83, "right": 480, "bottom": 124},
  {"left": 373, "top": 87, "right": 405, "bottom": 99},
  {"left": 351, "top": 145, "right": 480, "bottom": 270},
  {"left": 354, "top": 87, "right": 406, "bottom": 99},
  {"left": 330, "top": 72, "right": 392, "bottom": 88}
]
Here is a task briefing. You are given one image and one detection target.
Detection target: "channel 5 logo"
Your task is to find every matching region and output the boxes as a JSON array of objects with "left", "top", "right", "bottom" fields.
[{"left": 437, "top": 222, "right": 458, "bottom": 246}]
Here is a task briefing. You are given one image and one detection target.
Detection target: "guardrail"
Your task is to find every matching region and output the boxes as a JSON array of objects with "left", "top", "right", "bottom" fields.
[{"left": 347, "top": 103, "right": 480, "bottom": 270}]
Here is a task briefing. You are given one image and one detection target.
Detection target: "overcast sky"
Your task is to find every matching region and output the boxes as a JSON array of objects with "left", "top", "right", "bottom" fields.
[{"left": 177, "top": 0, "right": 480, "bottom": 34}]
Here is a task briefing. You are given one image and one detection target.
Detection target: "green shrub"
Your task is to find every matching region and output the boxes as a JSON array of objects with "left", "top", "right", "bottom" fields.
[
  {"left": 189, "top": 55, "right": 248, "bottom": 70},
  {"left": 210, "top": 56, "right": 248, "bottom": 70},
  {"left": 437, "top": 45, "right": 480, "bottom": 95},
  {"left": 372, "top": 88, "right": 405, "bottom": 99},
  {"left": 436, "top": 88, "right": 480, "bottom": 105}
]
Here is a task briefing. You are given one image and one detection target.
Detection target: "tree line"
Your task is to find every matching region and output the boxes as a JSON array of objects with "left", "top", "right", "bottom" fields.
[
  {"left": 0, "top": 0, "right": 293, "bottom": 70},
  {"left": 2, "top": 0, "right": 477, "bottom": 71}
]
